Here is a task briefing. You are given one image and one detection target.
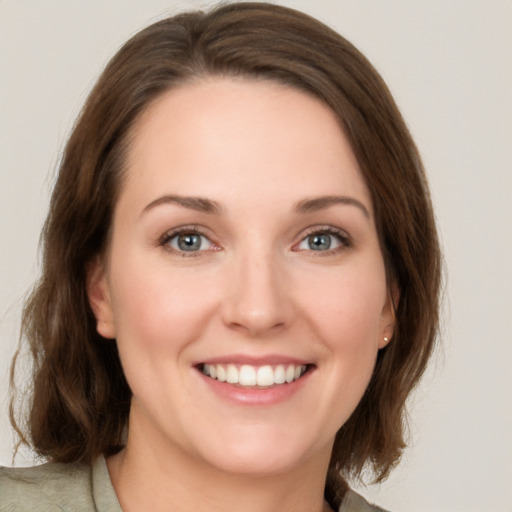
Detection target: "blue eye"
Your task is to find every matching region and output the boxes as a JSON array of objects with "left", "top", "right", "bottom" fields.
[
  {"left": 306, "top": 233, "right": 334, "bottom": 251},
  {"left": 165, "top": 231, "right": 214, "bottom": 252},
  {"left": 296, "top": 229, "right": 348, "bottom": 252}
]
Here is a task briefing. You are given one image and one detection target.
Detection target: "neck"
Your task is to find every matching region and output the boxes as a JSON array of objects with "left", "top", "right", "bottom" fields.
[{"left": 107, "top": 416, "right": 334, "bottom": 512}]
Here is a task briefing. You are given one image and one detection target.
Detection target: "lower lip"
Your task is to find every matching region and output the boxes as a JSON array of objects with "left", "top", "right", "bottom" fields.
[{"left": 197, "top": 369, "right": 312, "bottom": 406}]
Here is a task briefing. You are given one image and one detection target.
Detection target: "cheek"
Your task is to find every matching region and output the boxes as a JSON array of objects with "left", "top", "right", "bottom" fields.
[
  {"left": 109, "top": 256, "right": 220, "bottom": 354},
  {"left": 302, "top": 265, "right": 387, "bottom": 342},
  {"left": 284, "top": 267, "right": 386, "bottom": 434},
  {"left": 298, "top": 261, "right": 387, "bottom": 387},
  {"left": 107, "top": 259, "right": 221, "bottom": 415}
]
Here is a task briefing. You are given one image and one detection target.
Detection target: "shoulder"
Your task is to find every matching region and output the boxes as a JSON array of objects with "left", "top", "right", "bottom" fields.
[
  {"left": 340, "top": 489, "right": 390, "bottom": 512},
  {"left": 0, "top": 461, "right": 96, "bottom": 511}
]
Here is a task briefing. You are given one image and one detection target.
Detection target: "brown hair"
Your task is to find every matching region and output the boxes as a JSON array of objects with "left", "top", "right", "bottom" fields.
[{"left": 11, "top": 1, "right": 441, "bottom": 505}]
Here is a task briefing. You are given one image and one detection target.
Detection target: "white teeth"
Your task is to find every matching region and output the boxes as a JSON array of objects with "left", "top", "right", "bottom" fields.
[
  {"left": 217, "top": 365, "right": 226, "bottom": 382},
  {"left": 274, "top": 365, "right": 286, "bottom": 384},
  {"left": 201, "top": 363, "right": 307, "bottom": 387},
  {"left": 256, "top": 365, "right": 274, "bottom": 387},
  {"left": 226, "top": 364, "right": 238, "bottom": 384},
  {"left": 239, "top": 365, "right": 256, "bottom": 386}
]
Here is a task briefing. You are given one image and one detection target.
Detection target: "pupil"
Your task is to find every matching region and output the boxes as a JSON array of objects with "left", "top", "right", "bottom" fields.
[
  {"left": 309, "top": 234, "right": 331, "bottom": 251},
  {"left": 178, "top": 234, "right": 201, "bottom": 251}
]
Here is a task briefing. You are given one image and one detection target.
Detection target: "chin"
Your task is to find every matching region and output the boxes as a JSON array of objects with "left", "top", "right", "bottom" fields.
[
  {"left": 193, "top": 427, "right": 329, "bottom": 478},
  {"left": 205, "top": 450, "right": 304, "bottom": 477}
]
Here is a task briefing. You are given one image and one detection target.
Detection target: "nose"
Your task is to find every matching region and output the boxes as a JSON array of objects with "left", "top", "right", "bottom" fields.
[{"left": 221, "top": 250, "right": 293, "bottom": 337}]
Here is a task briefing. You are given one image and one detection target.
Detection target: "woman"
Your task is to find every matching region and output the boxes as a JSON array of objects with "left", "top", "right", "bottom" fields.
[{"left": 1, "top": 3, "right": 441, "bottom": 511}]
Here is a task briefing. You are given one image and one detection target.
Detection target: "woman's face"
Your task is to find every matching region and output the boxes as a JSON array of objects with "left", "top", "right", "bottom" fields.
[{"left": 90, "top": 77, "right": 394, "bottom": 476}]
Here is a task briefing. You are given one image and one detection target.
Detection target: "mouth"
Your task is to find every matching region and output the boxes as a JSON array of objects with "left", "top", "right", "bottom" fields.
[{"left": 198, "top": 363, "right": 311, "bottom": 388}]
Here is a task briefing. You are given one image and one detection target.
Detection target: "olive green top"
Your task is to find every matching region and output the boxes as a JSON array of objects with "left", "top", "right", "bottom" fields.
[{"left": 0, "top": 456, "right": 387, "bottom": 511}]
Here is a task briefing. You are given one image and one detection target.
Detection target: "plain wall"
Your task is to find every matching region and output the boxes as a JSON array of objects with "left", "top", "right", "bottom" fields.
[{"left": 1, "top": 1, "right": 511, "bottom": 511}]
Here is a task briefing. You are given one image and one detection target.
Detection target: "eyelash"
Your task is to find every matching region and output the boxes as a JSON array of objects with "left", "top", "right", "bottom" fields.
[
  {"left": 159, "top": 225, "right": 352, "bottom": 256},
  {"left": 294, "top": 226, "right": 352, "bottom": 255},
  {"left": 159, "top": 226, "right": 217, "bottom": 257}
]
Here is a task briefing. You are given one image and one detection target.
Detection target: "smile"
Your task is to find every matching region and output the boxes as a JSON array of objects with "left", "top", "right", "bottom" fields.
[{"left": 200, "top": 363, "right": 308, "bottom": 387}]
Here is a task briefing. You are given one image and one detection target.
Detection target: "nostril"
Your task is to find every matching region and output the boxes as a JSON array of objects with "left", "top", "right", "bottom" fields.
[
  {"left": 225, "top": 318, "right": 286, "bottom": 337},
  {"left": 220, "top": 269, "right": 293, "bottom": 335}
]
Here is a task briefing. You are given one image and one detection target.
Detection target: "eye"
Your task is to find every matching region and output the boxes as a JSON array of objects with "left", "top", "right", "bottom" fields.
[
  {"left": 163, "top": 230, "right": 215, "bottom": 253},
  {"left": 295, "top": 228, "right": 350, "bottom": 253}
]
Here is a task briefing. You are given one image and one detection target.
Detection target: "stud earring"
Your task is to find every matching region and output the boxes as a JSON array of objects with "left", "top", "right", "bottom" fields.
[{"left": 383, "top": 337, "right": 389, "bottom": 343}]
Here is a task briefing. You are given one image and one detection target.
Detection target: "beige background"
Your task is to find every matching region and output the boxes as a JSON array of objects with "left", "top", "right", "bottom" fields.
[{"left": 1, "top": 1, "right": 511, "bottom": 511}]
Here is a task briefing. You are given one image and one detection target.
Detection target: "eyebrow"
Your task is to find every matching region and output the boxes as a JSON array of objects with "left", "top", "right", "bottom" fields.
[
  {"left": 142, "top": 195, "right": 222, "bottom": 215},
  {"left": 141, "top": 194, "right": 370, "bottom": 219},
  {"left": 293, "top": 195, "right": 371, "bottom": 220}
]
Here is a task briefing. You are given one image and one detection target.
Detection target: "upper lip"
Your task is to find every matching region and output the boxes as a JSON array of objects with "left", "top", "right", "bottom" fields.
[{"left": 195, "top": 354, "right": 313, "bottom": 366}]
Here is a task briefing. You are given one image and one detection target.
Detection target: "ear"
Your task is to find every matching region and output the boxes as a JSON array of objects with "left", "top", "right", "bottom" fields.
[
  {"left": 379, "top": 283, "right": 399, "bottom": 349},
  {"left": 86, "top": 258, "right": 116, "bottom": 339}
]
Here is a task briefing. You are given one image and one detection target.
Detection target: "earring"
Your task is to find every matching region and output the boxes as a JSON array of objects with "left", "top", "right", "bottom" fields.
[{"left": 383, "top": 337, "right": 389, "bottom": 343}]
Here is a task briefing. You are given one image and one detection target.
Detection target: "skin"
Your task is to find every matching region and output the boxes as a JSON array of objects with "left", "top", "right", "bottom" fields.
[{"left": 88, "top": 77, "right": 394, "bottom": 512}]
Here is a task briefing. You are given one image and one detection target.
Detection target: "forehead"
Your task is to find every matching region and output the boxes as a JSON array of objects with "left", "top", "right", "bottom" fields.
[{"left": 120, "top": 77, "right": 373, "bottom": 215}]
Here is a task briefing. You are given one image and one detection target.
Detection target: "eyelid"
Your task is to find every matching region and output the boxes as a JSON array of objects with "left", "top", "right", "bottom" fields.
[
  {"left": 158, "top": 224, "right": 351, "bottom": 256},
  {"left": 293, "top": 225, "right": 352, "bottom": 253},
  {"left": 159, "top": 225, "right": 220, "bottom": 255}
]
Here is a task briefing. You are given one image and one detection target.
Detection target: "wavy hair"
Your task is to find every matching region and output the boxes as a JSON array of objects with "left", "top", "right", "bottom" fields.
[{"left": 11, "top": 2, "right": 441, "bottom": 506}]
